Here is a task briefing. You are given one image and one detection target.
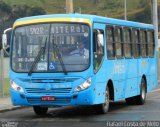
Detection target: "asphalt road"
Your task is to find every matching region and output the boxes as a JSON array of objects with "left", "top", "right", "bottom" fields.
[{"left": 0, "top": 84, "right": 160, "bottom": 127}]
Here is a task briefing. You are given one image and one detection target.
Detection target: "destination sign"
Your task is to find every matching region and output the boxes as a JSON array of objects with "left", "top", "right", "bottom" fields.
[
  {"left": 26, "top": 24, "right": 89, "bottom": 35},
  {"left": 51, "top": 24, "right": 89, "bottom": 34}
]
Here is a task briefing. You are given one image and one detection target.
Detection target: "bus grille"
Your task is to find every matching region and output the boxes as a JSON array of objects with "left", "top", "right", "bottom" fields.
[
  {"left": 27, "top": 97, "right": 71, "bottom": 104},
  {"left": 25, "top": 88, "right": 72, "bottom": 94},
  {"left": 21, "top": 78, "right": 79, "bottom": 83}
]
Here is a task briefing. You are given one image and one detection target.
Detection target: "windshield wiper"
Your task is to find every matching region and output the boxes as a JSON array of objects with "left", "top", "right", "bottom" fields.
[
  {"left": 52, "top": 37, "right": 67, "bottom": 75},
  {"left": 28, "top": 37, "right": 47, "bottom": 76}
]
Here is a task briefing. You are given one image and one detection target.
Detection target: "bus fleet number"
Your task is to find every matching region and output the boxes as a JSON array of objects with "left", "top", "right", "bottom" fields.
[{"left": 30, "top": 27, "right": 44, "bottom": 35}]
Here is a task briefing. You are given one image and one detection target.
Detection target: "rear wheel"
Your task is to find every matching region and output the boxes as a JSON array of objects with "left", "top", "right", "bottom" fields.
[
  {"left": 33, "top": 106, "right": 48, "bottom": 115},
  {"left": 126, "top": 77, "right": 146, "bottom": 105},
  {"left": 135, "top": 77, "right": 146, "bottom": 105},
  {"left": 95, "top": 86, "right": 110, "bottom": 114}
]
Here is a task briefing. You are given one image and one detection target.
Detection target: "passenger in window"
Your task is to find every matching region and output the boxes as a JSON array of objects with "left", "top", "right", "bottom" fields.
[{"left": 70, "top": 41, "right": 89, "bottom": 59}]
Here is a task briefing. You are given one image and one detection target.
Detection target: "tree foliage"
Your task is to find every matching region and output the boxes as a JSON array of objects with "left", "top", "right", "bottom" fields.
[
  {"left": 11, "top": 5, "right": 46, "bottom": 20},
  {"left": 0, "top": 1, "right": 46, "bottom": 21},
  {"left": 129, "top": 2, "right": 151, "bottom": 24},
  {"left": 0, "top": 1, "right": 11, "bottom": 13}
]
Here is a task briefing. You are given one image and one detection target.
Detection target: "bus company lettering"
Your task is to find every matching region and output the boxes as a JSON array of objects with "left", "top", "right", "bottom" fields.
[
  {"left": 51, "top": 25, "right": 86, "bottom": 34},
  {"left": 142, "top": 60, "right": 147, "bottom": 67},
  {"left": 113, "top": 63, "right": 126, "bottom": 74}
]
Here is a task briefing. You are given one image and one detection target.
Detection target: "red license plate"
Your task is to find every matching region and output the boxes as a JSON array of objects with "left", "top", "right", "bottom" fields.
[{"left": 41, "top": 96, "right": 56, "bottom": 101}]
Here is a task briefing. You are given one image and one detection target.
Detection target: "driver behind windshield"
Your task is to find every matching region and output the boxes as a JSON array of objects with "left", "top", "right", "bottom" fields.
[{"left": 69, "top": 41, "right": 89, "bottom": 59}]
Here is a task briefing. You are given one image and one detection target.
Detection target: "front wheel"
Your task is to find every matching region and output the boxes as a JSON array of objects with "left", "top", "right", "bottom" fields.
[
  {"left": 33, "top": 106, "right": 48, "bottom": 115},
  {"left": 95, "top": 86, "right": 110, "bottom": 114}
]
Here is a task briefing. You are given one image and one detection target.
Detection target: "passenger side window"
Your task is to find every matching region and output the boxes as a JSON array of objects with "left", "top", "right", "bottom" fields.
[
  {"left": 123, "top": 28, "right": 131, "bottom": 58},
  {"left": 106, "top": 26, "right": 115, "bottom": 58},
  {"left": 106, "top": 26, "right": 154, "bottom": 59},
  {"left": 140, "top": 30, "right": 147, "bottom": 57},
  {"left": 132, "top": 29, "right": 140, "bottom": 57},
  {"left": 147, "top": 31, "right": 155, "bottom": 57},
  {"left": 115, "top": 27, "right": 123, "bottom": 58}
]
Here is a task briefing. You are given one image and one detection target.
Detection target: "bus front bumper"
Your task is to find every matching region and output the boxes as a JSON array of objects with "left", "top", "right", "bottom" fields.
[{"left": 10, "top": 88, "right": 95, "bottom": 106}]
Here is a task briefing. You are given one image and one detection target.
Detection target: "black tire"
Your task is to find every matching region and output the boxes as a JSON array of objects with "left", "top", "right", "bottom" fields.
[
  {"left": 126, "top": 78, "right": 146, "bottom": 105},
  {"left": 95, "top": 86, "right": 110, "bottom": 114},
  {"left": 135, "top": 78, "right": 146, "bottom": 105},
  {"left": 33, "top": 106, "right": 48, "bottom": 115}
]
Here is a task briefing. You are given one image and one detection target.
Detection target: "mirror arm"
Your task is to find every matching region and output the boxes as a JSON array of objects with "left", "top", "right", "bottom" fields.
[{"left": 3, "top": 28, "right": 12, "bottom": 34}]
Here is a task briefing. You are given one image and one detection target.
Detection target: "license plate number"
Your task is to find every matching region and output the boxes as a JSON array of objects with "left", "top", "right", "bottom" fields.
[{"left": 41, "top": 96, "right": 55, "bottom": 101}]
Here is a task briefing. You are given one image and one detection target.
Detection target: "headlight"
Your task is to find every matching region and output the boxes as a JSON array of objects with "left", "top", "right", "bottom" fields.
[
  {"left": 74, "top": 78, "right": 92, "bottom": 92},
  {"left": 10, "top": 81, "right": 24, "bottom": 93}
]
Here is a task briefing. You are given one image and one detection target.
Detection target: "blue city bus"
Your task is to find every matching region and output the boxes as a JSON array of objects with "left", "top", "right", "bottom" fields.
[{"left": 8, "top": 14, "right": 158, "bottom": 115}]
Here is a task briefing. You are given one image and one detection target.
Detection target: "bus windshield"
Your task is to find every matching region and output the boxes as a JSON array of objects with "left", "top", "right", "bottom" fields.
[{"left": 12, "top": 23, "right": 90, "bottom": 73}]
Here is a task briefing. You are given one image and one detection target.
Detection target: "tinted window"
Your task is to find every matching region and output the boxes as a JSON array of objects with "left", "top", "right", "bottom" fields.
[
  {"left": 106, "top": 26, "right": 115, "bottom": 58},
  {"left": 115, "top": 27, "right": 123, "bottom": 58},
  {"left": 123, "top": 28, "right": 131, "bottom": 58},
  {"left": 140, "top": 30, "right": 147, "bottom": 57},
  {"left": 147, "top": 31, "right": 155, "bottom": 57}
]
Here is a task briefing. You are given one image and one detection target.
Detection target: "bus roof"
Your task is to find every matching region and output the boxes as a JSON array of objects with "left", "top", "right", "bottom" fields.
[{"left": 14, "top": 13, "right": 154, "bottom": 29}]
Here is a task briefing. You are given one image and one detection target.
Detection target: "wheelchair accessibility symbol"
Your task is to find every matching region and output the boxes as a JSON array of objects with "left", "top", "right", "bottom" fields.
[{"left": 49, "top": 62, "right": 56, "bottom": 70}]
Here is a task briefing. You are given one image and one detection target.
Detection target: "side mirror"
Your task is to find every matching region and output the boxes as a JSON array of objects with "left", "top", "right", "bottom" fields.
[
  {"left": 2, "top": 34, "right": 7, "bottom": 49},
  {"left": 2, "top": 28, "right": 12, "bottom": 50}
]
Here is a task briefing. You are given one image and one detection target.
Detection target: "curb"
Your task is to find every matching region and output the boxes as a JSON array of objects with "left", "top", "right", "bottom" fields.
[{"left": 0, "top": 106, "right": 25, "bottom": 113}]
